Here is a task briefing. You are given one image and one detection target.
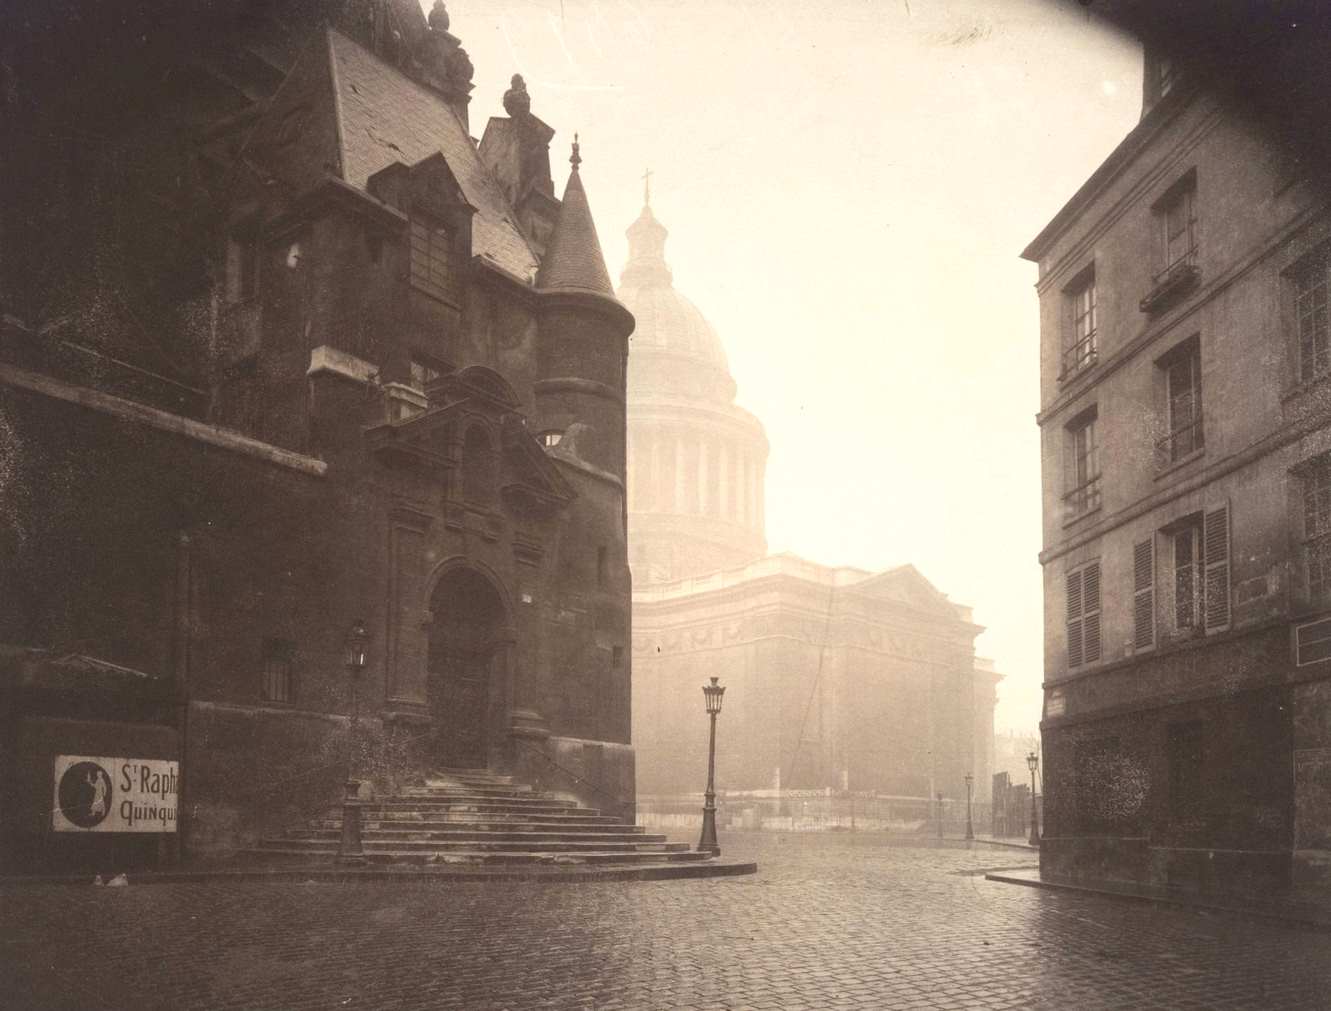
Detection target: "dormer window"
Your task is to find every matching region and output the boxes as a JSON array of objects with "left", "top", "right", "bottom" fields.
[
  {"left": 538, "top": 430, "right": 564, "bottom": 448},
  {"left": 410, "top": 218, "right": 458, "bottom": 304}
]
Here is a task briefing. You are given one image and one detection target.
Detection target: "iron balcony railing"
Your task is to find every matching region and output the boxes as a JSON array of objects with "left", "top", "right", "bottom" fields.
[
  {"left": 1155, "top": 416, "right": 1205, "bottom": 468},
  {"left": 1141, "top": 248, "right": 1201, "bottom": 313},
  {"left": 1059, "top": 334, "right": 1098, "bottom": 381},
  {"left": 1063, "top": 475, "right": 1102, "bottom": 520}
]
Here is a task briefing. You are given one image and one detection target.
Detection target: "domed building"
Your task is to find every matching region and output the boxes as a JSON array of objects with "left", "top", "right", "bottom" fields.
[
  {"left": 620, "top": 199, "right": 767, "bottom": 584},
  {"left": 622, "top": 193, "right": 1001, "bottom": 825}
]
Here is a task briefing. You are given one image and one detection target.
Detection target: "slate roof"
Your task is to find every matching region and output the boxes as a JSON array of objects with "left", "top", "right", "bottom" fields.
[
  {"left": 536, "top": 165, "right": 615, "bottom": 296},
  {"left": 326, "top": 29, "right": 539, "bottom": 283}
]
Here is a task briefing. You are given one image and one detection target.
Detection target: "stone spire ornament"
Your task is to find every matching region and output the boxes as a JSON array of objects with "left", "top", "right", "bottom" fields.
[
  {"left": 570, "top": 133, "right": 582, "bottom": 171},
  {"left": 427, "top": 0, "right": 449, "bottom": 33},
  {"left": 503, "top": 74, "right": 531, "bottom": 119}
]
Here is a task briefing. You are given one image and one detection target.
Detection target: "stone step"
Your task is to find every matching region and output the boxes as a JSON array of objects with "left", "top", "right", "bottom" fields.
[
  {"left": 345, "top": 806, "right": 608, "bottom": 822},
  {"left": 403, "top": 785, "right": 541, "bottom": 799},
  {"left": 295, "top": 828, "right": 668, "bottom": 845},
  {"left": 316, "top": 816, "right": 641, "bottom": 832},
  {"left": 245, "top": 846, "right": 711, "bottom": 865},
  {"left": 264, "top": 837, "right": 690, "bottom": 854},
  {"left": 359, "top": 796, "right": 586, "bottom": 811}
]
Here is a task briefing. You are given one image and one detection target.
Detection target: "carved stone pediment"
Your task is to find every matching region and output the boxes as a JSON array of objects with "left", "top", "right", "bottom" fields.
[
  {"left": 499, "top": 413, "right": 575, "bottom": 516},
  {"left": 365, "top": 400, "right": 465, "bottom": 470}
]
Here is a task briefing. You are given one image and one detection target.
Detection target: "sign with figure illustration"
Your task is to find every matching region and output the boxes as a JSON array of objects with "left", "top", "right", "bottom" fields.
[{"left": 52, "top": 755, "right": 179, "bottom": 833}]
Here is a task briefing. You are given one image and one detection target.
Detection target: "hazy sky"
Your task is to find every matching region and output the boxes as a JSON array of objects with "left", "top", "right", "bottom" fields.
[{"left": 444, "top": 0, "right": 1141, "bottom": 731}]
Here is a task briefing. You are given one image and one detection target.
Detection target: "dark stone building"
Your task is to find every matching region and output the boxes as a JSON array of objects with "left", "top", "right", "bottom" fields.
[{"left": 0, "top": 0, "right": 634, "bottom": 869}]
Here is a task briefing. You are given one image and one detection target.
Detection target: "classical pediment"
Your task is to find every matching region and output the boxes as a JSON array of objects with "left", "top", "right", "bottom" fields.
[
  {"left": 364, "top": 400, "right": 465, "bottom": 470},
  {"left": 851, "top": 565, "right": 963, "bottom": 618}
]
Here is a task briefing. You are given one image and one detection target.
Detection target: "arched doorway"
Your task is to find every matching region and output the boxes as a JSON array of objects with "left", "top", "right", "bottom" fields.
[{"left": 427, "top": 567, "right": 507, "bottom": 769}]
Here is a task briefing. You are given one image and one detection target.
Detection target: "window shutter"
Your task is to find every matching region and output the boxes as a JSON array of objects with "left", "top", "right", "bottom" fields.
[
  {"left": 1133, "top": 538, "right": 1155, "bottom": 651},
  {"left": 1083, "top": 561, "right": 1102, "bottom": 662},
  {"left": 1066, "top": 568, "right": 1085, "bottom": 668},
  {"left": 1204, "top": 504, "right": 1230, "bottom": 632}
]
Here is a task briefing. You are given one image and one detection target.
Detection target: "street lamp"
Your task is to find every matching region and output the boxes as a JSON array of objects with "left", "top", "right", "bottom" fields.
[
  {"left": 1026, "top": 750, "right": 1041, "bottom": 848},
  {"left": 338, "top": 619, "right": 370, "bottom": 865},
  {"left": 698, "top": 676, "right": 726, "bottom": 857},
  {"left": 964, "top": 773, "right": 974, "bottom": 842}
]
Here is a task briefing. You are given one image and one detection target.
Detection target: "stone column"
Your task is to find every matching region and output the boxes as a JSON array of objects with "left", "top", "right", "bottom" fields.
[
  {"left": 674, "top": 435, "right": 686, "bottom": 513},
  {"left": 719, "top": 444, "right": 730, "bottom": 519},
  {"left": 736, "top": 452, "right": 747, "bottom": 527},
  {"left": 698, "top": 437, "right": 709, "bottom": 516}
]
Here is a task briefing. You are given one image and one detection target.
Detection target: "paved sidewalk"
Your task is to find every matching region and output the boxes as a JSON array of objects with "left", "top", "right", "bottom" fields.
[{"left": 3, "top": 832, "right": 1329, "bottom": 1010}]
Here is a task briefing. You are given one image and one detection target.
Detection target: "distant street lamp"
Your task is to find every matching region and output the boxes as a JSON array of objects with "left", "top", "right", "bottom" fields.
[
  {"left": 964, "top": 773, "right": 975, "bottom": 842},
  {"left": 338, "top": 619, "right": 370, "bottom": 865},
  {"left": 1026, "top": 750, "right": 1041, "bottom": 848},
  {"left": 936, "top": 791, "right": 943, "bottom": 841},
  {"left": 698, "top": 676, "right": 726, "bottom": 857}
]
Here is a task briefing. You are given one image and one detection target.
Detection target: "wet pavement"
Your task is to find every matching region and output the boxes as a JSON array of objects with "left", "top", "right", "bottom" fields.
[{"left": 2, "top": 832, "right": 1329, "bottom": 1009}]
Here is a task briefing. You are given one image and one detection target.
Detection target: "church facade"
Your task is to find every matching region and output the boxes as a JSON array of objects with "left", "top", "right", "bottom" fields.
[
  {"left": 620, "top": 199, "right": 998, "bottom": 817},
  {"left": 0, "top": 0, "right": 634, "bottom": 869}
]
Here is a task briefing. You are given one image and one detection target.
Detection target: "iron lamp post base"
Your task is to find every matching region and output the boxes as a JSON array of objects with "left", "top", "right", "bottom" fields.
[{"left": 337, "top": 779, "right": 366, "bottom": 865}]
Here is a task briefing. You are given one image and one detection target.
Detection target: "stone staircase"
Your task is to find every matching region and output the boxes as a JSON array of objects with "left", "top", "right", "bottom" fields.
[{"left": 244, "top": 767, "right": 710, "bottom": 869}]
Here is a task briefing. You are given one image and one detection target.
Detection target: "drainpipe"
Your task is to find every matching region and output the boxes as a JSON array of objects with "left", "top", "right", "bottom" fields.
[{"left": 172, "top": 532, "right": 192, "bottom": 865}]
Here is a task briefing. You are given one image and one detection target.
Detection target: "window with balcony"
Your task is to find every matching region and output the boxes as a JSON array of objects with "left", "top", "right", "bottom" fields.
[
  {"left": 1141, "top": 171, "right": 1199, "bottom": 314},
  {"left": 1302, "top": 454, "right": 1331, "bottom": 600},
  {"left": 1064, "top": 408, "right": 1100, "bottom": 520},
  {"left": 1162, "top": 182, "right": 1196, "bottom": 273},
  {"left": 1061, "top": 267, "right": 1097, "bottom": 379},
  {"left": 1156, "top": 338, "right": 1203, "bottom": 466},
  {"left": 1295, "top": 247, "right": 1331, "bottom": 383},
  {"left": 1066, "top": 560, "right": 1102, "bottom": 669}
]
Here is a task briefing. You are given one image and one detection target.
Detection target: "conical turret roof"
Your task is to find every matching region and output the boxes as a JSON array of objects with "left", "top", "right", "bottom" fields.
[{"left": 536, "top": 138, "right": 615, "bottom": 295}]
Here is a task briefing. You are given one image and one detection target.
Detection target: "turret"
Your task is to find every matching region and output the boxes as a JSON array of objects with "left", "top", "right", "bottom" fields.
[{"left": 533, "top": 138, "right": 635, "bottom": 487}]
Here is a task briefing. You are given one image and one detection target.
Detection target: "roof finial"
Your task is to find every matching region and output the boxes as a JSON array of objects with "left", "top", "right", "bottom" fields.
[
  {"left": 642, "top": 167, "right": 653, "bottom": 207},
  {"left": 503, "top": 73, "right": 531, "bottom": 119},
  {"left": 570, "top": 133, "right": 581, "bottom": 171}
]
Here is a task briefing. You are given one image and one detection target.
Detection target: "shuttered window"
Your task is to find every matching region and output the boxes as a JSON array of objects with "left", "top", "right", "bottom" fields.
[
  {"left": 1172, "top": 524, "right": 1203, "bottom": 631},
  {"left": 1203, "top": 504, "right": 1231, "bottom": 632},
  {"left": 1133, "top": 538, "right": 1155, "bottom": 651},
  {"left": 1067, "top": 561, "right": 1102, "bottom": 669}
]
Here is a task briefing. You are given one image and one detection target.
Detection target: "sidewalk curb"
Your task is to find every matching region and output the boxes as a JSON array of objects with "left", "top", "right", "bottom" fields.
[
  {"left": 985, "top": 870, "right": 1331, "bottom": 931},
  {"left": 0, "top": 860, "right": 759, "bottom": 888}
]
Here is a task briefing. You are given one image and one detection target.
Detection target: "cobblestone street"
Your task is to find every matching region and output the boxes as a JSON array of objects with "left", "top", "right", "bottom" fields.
[{"left": 3, "top": 834, "right": 1329, "bottom": 1010}]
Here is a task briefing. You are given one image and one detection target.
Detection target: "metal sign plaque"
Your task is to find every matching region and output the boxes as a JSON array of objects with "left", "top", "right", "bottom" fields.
[{"left": 52, "top": 755, "right": 179, "bottom": 833}]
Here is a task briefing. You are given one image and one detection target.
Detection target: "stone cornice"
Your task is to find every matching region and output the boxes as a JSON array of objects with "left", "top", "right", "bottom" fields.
[{"left": 1, "top": 360, "right": 327, "bottom": 477}]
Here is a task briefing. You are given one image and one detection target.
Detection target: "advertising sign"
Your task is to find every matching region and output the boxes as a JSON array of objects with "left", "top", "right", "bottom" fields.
[{"left": 52, "top": 755, "right": 179, "bottom": 833}]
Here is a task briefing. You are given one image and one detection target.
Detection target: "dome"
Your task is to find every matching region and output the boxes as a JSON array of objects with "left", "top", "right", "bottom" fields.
[
  {"left": 618, "top": 204, "right": 735, "bottom": 402},
  {"left": 619, "top": 283, "right": 731, "bottom": 374},
  {"left": 621, "top": 196, "right": 768, "bottom": 585}
]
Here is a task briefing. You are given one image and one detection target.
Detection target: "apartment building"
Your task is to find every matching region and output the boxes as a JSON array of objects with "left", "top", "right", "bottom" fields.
[{"left": 1025, "top": 44, "right": 1331, "bottom": 904}]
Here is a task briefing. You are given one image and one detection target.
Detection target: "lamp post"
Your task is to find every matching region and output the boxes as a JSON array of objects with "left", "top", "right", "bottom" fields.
[
  {"left": 964, "top": 773, "right": 974, "bottom": 841},
  {"left": 698, "top": 676, "right": 726, "bottom": 857},
  {"left": 1026, "top": 750, "right": 1041, "bottom": 848},
  {"left": 338, "top": 619, "right": 370, "bottom": 865},
  {"left": 935, "top": 791, "right": 943, "bottom": 841}
]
